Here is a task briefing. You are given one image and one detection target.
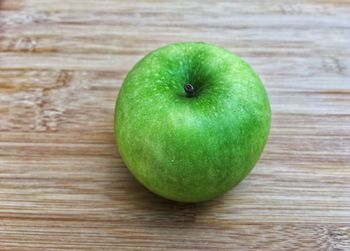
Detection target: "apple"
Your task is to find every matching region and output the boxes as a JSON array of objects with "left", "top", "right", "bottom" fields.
[{"left": 114, "top": 42, "right": 271, "bottom": 203}]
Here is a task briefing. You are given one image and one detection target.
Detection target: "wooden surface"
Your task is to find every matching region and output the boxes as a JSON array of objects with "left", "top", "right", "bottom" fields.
[{"left": 1, "top": 0, "right": 350, "bottom": 250}]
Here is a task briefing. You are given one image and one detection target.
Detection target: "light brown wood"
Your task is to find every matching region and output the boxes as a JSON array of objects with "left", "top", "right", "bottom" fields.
[{"left": 1, "top": 0, "right": 350, "bottom": 250}]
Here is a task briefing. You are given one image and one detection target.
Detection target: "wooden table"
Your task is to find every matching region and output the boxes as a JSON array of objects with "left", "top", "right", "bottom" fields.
[{"left": 1, "top": 0, "right": 349, "bottom": 250}]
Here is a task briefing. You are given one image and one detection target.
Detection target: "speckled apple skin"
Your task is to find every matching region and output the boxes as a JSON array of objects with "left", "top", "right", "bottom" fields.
[{"left": 115, "top": 42, "right": 271, "bottom": 203}]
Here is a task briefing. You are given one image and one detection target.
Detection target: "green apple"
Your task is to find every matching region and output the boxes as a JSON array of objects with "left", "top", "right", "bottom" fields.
[{"left": 114, "top": 42, "right": 271, "bottom": 203}]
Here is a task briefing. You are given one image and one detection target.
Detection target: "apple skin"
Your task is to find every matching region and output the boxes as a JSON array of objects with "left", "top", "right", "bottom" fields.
[{"left": 115, "top": 42, "right": 271, "bottom": 203}]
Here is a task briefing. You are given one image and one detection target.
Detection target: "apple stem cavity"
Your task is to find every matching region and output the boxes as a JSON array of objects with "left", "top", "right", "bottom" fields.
[{"left": 184, "top": 83, "right": 195, "bottom": 97}]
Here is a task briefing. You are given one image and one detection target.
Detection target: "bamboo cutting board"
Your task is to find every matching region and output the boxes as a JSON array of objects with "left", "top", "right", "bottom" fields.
[{"left": 0, "top": 0, "right": 349, "bottom": 250}]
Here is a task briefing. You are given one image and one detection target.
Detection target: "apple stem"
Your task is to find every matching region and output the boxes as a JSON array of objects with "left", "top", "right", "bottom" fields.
[{"left": 184, "top": 83, "right": 195, "bottom": 97}]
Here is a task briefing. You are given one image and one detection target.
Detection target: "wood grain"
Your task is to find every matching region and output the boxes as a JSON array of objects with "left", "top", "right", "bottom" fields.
[{"left": 1, "top": 0, "right": 350, "bottom": 250}]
